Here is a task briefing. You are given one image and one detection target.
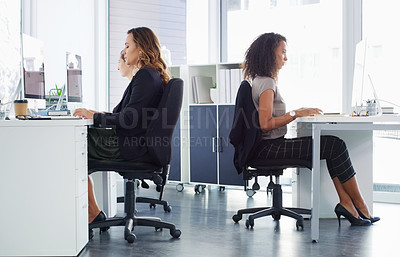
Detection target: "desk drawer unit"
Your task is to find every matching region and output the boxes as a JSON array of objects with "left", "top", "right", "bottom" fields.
[
  {"left": 75, "top": 126, "right": 88, "bottom": 142},
  {"left": 75, "top": 140, "right": 88, "bottom": 196},
  {"left": 76, "top": 192, "right": 89, "bottom": 251},
  {"left": 0, "top": 120, "right": 91, "bottom": 256}
]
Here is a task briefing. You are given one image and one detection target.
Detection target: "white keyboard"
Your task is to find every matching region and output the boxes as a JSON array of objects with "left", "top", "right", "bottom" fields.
[{"left": 47, "top": 116, "right": 84, "bottom": 120}]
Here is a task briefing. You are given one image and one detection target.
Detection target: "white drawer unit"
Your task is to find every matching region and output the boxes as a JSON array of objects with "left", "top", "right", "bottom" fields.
[
  {"left": 75, "top": 126, "right": 87, "bottom": 142},
  {"left": 0, "top": 119, "right": 92, "bottom": 256}
]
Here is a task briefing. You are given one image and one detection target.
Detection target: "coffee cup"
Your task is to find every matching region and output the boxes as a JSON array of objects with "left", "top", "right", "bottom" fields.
[
  {"left": 14, "top": 99, "right": 28, "bottom": 117},
  {"left": 0, "top": 101, "right": 6, "bottom": 120}
]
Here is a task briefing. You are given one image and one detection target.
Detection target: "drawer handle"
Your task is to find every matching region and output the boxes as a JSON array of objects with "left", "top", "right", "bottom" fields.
[{"left": 212, "top": 137, "right": 216, "bottom": 152}]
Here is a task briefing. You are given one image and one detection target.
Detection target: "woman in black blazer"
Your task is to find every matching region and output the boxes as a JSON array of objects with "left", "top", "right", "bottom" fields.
[{"left": 74, "top": 27, "right": 170, "bottom": 225}]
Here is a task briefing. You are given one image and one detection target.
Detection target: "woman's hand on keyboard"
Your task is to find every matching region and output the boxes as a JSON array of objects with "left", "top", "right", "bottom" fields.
[
  {"left": 73, "top": 108, "right": 96, "bottom": 119},
  {"left": 295, "top": 107, "right": 323, "bottom": 117}
]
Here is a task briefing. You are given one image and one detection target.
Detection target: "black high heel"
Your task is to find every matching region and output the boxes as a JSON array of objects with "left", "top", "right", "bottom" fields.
[
  {"left": 334, "top": 203, "right": 371, "bottom": 226},
  {"left": 356, "top": 207, "right": 380, "bottom": 223},
  {"left": 90, "top": 211, "right": 110, "bottom": 235},
  {"left": 91, "top": 210, "right": 107, "bottom": 224}
]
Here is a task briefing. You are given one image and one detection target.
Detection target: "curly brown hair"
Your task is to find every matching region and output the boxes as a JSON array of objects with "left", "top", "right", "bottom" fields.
[
  {"left": 127, "top": 27, "right": 170, "bottom": 85},
  {"left": 242, "top": 32, "right": 286, "bottom": 81}
]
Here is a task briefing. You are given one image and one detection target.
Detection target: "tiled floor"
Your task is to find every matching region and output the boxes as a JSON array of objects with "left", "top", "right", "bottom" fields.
[{"left": 79, "top": 183, "right": 399, "bottom": 257}]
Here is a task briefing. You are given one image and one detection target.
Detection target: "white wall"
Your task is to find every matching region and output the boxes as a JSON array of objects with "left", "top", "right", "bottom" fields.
[
  {"left": 108, "top": 0, "right": 186, "bottom": 110},
  {"left": 22, "top": 0, "right": 108, "bottom": 111}
]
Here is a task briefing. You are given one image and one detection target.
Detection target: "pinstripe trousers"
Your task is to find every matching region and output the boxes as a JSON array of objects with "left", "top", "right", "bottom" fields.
[{"left": 253, "top": 135, "right": 356, "bottom": 183}]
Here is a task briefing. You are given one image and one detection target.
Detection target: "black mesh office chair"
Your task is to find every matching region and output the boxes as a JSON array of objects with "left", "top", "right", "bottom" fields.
[
  {"left": 230, "top": 80, "right": 311, "bottom": 230},
  {"left": 88, "top": 78, "right": 183, "bottom": 243}
]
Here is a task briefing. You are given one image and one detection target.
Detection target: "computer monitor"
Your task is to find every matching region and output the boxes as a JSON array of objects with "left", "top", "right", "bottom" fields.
[
  {"left": 351, "top": 39, "right": 368, "bottom": 109},
  {"left": 21, "top": 34, "right": 46, "bottom": 109},
  {"left": 351, "top": 38, "right": 381, "bottom": 116},
  {"left": 66, "top": 52, "right": 83, "bottom": 103}
]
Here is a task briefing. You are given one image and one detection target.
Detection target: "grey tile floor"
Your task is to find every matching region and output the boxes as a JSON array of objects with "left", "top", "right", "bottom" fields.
[{"left": 79, "top": 183, "right": 399, "bottom": 257}]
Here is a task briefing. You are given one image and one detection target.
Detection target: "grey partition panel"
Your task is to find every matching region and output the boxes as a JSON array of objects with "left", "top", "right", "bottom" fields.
[
  {"left": 189, "top": 106, "right": 218, "bottom": 184},
  {"left": 169, "top": 117, "right": 181, "bottom": 181},
  {"left": 218, "top": 105, "right": 244, "bottom": 186}
]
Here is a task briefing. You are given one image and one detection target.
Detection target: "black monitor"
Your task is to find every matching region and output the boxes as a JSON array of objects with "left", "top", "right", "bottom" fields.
[{"left": 66, "top": 52, "right": 83, "bottom": 102}]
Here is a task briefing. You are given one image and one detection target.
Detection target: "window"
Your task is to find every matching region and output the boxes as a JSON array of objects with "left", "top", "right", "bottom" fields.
[
  {"left": 221, "top": 0, "right": 343, "bottom": 113},
  {"left": 363, "top": 0, "right": 400, "bottom": 202},
  {"left": 0, "top": 0, "right": 21, "bottom": 107}
]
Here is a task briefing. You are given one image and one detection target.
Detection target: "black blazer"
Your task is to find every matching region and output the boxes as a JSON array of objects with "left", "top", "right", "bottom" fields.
[
  {"left": 229, "top": 80, "right": 261, "bottom": 174},
  {"left": 93, "top": 67, "right": 164, "bottom": 160}
]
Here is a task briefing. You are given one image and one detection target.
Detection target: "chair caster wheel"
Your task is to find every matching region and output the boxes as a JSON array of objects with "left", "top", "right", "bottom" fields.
[
  {"left": 170, "top": 228, "right": 181, "bottom": 238},
  {"left": 296, "top": 220, "right": 304, "bottom": 230},
  {"left": 246, "top": 189, "right": 256, "bottom": 197},
  {"left": 150, "top": 203, "right": 156, "bottom": 209},
  {"left": 100, "top": 226, "right": 110, "bottom": 233},
  {"left": 232, "top": 214, "right": 242, "bottom": 223},
  {"left": 252, "top": 182, "right": 260, "bottom": 190},
  {"left": 176, "top": 183, "right": 184, "bottom": 192},
  {"left": 194, "top": 184, "right": 205, "bottom": 193},
  {"left": 126, "top": 233, "right": 136, "bottom": 243},
  {"left": 155, "top": 227, "right": 163, "bottom": 231},
  {"left": 164, "top": 205, "right": 172, "bottom": 212},
  {"left": 245, "top": 219, "right": 254, "bottom": 229}
]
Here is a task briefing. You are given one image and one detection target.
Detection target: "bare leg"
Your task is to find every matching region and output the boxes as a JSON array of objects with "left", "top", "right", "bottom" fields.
[
  {"left": 340, "top": 176, "right": 372, "bottom": 218},
  {"left": 88, "top": 175, "right": 101, "bottom": 223},
  {"left": 333, "top": 177, "right": 359, "bottom": 218}
]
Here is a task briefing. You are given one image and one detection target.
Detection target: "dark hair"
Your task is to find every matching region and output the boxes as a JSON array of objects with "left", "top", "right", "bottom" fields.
[
  {"left": 127, "top": 27, "right": 170, "bottom": 85},
  {"left": 120, "top": 50, "right": 125, "bottom": 61},
  {"left": 242, "top": 32, "right": 286, "bottom": 80}
]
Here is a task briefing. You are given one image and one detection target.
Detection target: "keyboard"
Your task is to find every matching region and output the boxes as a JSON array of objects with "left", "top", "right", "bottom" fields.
[
  {"left": 37, "top": 116, "right": 84, "bottom": 120},
  {"left": 315, "top": 113, "right": 346, "bottom": 117}
]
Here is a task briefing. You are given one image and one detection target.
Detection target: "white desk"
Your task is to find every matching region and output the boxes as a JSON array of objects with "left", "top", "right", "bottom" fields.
[
  {"left": 0, "top": 119, "right": 92, "bottom": 256},
  {"left": 296, "top": 115, "right": 400, "bottom": 242}
]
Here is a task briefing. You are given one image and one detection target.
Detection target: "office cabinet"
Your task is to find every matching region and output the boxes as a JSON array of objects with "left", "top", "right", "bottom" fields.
[
  {"left": 168, "top": 117, "right": 181, "bottom": 181},
  {"left": 169, "top": 63, "right": 244, "bottom": 189},
  {"left": 0, "top": 119, "right": 91, "bottom": 256},
  {"left": 189, "top": 105, "right": 243, "bottom": 187},
  {"left": 190, "top": 105, "right": 218, "bottom": 184},
  {"left": 218, "top": 105, "right": 242, "bottom": 186}
]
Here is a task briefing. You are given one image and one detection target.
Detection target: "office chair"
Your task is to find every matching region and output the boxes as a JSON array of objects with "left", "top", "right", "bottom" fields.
[
  {"left": 135, "top": 174, "right": 171, "bottom": 212},
  {"left": 88, "top": 78, "right": 183, "bottom": 243},
  {"left": 229, "top": 80, "right": 311, "bottom": 230},
  {"left": 116, "top": 170, "right": 172, "bottom": 212}
]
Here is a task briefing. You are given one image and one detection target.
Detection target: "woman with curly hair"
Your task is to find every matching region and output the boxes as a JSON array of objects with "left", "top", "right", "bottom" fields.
[
  {"left": 244, "top": 32, "right": 379, "bottom": 226},
  {"left": 73, "top": 27, "right": 170, "bottom": 226}
]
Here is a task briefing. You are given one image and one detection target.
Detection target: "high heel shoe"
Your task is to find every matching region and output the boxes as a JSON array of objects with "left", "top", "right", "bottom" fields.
[
  {"left": 356, "top": 207, "right": 380, "bottom": 223},
  {"left": 89, "top": 211, "right": 110, "bottom": 238},
  {"left": 90, "top": 211, "right": 107, "bottom": 224},
  {"left": 334, "top": 203, "right": 371, "bottom": 226}
]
